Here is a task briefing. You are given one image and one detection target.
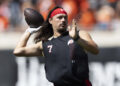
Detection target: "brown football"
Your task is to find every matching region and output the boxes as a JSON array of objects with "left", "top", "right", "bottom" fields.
[{"left": 24, "top": 8, "right": 44, "bottom": 28}]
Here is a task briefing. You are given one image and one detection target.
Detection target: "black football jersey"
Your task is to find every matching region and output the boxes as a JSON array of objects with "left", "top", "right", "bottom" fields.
[{"left": 43, "top": 33, "right": 89, "bottom": 85}]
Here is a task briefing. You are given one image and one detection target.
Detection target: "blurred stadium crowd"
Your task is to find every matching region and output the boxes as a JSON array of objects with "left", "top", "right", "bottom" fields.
[{"left": 0, "top": 0, "right": 120, "bottom": 32}]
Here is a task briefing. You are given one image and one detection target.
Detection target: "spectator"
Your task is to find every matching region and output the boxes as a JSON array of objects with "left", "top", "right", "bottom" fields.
[
  {"left": 78, "top": 9, "right": 96, "bottom": 31},
  {"left": 96, "top": 5, "right": 115, "bottom": 30},
  {"left": 62, "top": 0, "right": 78, "bottom": 24},
  {"left": 0, "top": 15, "right": 9, "bottom": 31},
  {"left": 0, "top": 0, "right": 10, "bottom": 31},
  {"left": 9, "top": 0, "right": 23, "bottom": 29},
  {"left": 36, "top": 0, "right": 56, "bottom": 20}
]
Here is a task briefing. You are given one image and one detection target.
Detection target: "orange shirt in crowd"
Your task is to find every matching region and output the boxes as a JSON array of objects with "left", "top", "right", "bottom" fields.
[
  {"left": 62, "top": 0, "right": 78, "bottom": 23},
  {"left": 78, "top": 9, "right": 96, "bottom": 30},
  {"left": 78, "top": 0, "right": 89, "bottom": 12},
  {"left": 0, "top": 15, "right": 9, "bottom": 31},
  {"left": 108, "top": 0, "right": 117, "bottom": 3}
]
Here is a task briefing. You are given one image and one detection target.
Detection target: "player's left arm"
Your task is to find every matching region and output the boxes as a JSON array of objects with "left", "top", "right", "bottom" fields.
[
  {"left": 68, "top": 19, "right": 99, "bottom": 54},
  {"left": 77, "top": 30, "right": 99, "bottom": 54}
]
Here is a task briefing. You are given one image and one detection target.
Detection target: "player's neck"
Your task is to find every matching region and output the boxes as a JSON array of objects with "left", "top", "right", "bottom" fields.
[
  {"left": 53, "top": 31, "right": 61, "bottom": 38},
  {"left": 53, "top": 29, "right": 67, "bottom": 37}
]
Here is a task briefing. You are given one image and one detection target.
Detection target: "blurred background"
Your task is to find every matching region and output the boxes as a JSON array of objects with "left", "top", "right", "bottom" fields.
[{"left": 0, "top": 0, "right": 120, "bottom": 86}]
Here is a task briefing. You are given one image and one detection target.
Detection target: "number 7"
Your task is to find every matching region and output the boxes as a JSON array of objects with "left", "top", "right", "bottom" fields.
[{"left": 47, "top": 45, "right": 53, "bottom": 53}]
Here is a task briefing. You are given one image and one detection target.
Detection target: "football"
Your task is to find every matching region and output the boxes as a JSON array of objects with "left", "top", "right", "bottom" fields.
[{"left": 24, "top": 8, "right": 44, "bottom": 28}]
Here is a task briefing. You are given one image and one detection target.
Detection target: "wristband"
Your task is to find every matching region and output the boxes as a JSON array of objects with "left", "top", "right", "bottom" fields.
[
  {"left": 74, "top": 31, "right": 79, "bottom": 41},
  {"left": 74, "top": 34, "right": 79, "bottom": 41}
]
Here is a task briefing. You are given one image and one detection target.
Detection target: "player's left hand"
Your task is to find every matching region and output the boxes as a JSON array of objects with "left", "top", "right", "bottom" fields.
[{"left": 68, "top": 19, "right": 78, "bottom": 40}]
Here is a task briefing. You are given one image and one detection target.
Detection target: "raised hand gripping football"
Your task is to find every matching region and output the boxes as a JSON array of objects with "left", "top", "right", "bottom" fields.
[{"left": 24, "top": 8, "right": 44, "bottom": 34}]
